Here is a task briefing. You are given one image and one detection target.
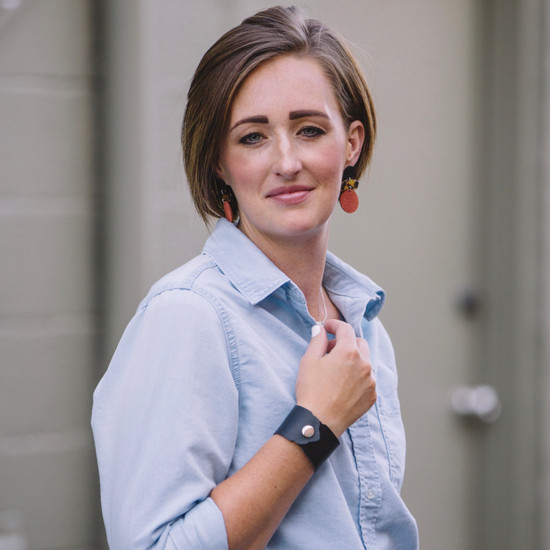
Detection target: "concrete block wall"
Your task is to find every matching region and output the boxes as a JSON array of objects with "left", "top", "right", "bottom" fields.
[{"left": 0, "top": 1, "right": 98, "bottom": 549}]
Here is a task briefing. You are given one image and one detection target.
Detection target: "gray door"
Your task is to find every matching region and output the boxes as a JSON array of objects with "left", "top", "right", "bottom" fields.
[{"left": 329, "top": 2, "right": 484, "bottom": 548}]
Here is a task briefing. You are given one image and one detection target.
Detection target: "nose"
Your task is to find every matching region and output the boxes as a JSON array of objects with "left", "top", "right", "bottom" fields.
[{"left": 273, "top": 136, "right": 301, "bottom": 179}]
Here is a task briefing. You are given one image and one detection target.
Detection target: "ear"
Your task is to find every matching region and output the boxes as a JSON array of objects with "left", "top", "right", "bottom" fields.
[
  {"left": 214, "top": 160, "right": 225, "bottom": 181},
  {"left": 346, "top": 120, "right": 365, "bottom": 167}
]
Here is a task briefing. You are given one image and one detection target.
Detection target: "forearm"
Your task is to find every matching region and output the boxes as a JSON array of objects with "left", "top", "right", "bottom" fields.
[{"left": 210, "top": 434, "right": 314, "bottom": 550}]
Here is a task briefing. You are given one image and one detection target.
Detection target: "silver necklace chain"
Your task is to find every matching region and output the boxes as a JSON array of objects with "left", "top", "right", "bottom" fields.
[{"left": 316, "top": 287, "right": 328, "bottom": 326}]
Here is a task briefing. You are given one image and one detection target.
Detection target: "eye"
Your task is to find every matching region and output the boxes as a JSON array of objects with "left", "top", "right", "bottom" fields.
[
  {"left": 299, "top": 126, "right": 325, "bottom": 138},
  {"left": 239, "top": 132, "right": 264, "bottom": 145}
]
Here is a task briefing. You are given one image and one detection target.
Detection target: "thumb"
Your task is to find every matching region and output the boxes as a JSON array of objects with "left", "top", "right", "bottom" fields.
[{"left": 304, "top": 323, "right": 329, "bottom": 359}]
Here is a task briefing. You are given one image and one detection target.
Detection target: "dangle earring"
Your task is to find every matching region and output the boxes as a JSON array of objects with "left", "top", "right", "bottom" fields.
[
  {"left": 220, "top": 185, "right": 234, "bottom": 223},
  {"left": 339, "top": 166, "right": 360, "bottom": 213}
]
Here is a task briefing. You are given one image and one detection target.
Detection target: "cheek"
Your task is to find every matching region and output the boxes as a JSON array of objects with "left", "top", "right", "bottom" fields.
[
  {"left": 218, "top": 155, "right": 245, "bottom": 188},
  {"left": 218, "top": 147, "right": 262, "bottom": 188},
  {"left": 221, "top": 162, "right": 260, "bottom": 203},
  {"left": 315, "top": 132, "right": 348, "bottom": 167},
  {"left": 310, "top": 147, "right": 346, "bottom": 187}
]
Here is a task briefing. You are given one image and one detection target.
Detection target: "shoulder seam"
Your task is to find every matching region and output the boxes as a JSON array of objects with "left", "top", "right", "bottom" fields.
[
  {"left": 190, "top": 285, "right": 242, "bottom": 392},
  {"left": 137, "top": 256, "right": 217, "bottom": 311},
  {"left": 140, "top": 276, "right": 242, "bottom": 393}
]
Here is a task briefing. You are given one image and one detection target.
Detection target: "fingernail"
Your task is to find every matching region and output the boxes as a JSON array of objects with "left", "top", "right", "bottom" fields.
[{"left": 311, "top": 324, "right": 321, "bottom": 338}]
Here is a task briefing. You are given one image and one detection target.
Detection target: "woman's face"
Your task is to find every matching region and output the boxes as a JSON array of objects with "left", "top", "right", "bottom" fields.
[{"left": 216, "top": 55, "right": 364, "bottom": 247}]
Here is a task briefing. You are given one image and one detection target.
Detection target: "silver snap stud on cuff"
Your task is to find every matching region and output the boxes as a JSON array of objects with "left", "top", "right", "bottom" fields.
[{"left": 302, "top": 425, "right": 315, "bottom": 438}]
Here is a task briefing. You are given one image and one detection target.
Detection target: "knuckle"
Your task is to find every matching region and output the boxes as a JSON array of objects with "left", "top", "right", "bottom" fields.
[
  {"left": 359, "top": 359, "right": 373, "bottom": 377},
  {"left": 356, "top": 336, "right": 369, "bottom": 348},
  {"left": 343, "top": 348, "right": 361, "bottom": 363},
  {"left": 356, "top": 337, "right": 370, "bottom": 353}
]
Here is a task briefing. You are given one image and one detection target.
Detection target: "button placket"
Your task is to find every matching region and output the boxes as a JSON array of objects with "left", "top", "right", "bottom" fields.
[{"left": 347, "top": 413, "right": 382, "bottom": 546}]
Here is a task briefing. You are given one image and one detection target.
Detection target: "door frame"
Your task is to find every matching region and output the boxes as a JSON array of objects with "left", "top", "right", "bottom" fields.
[{"left": 475, "top": 1, "right": 548, "bottom": 548}]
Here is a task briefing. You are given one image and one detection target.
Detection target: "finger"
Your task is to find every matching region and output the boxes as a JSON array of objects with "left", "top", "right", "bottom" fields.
[
  {"left": 322, "top": 318, "right": 349, "bottom": 335},
  {"left": 323, "top": 318, "right": 357, "bottom": 348},
  {"left": 356, "top": 338, "right": 375, "bottom": 377},
  {"left": 326, "top": 339, "right": 337, "bottom": 354},
  {"left": 324, "top": 319, "right": 355, "bottom": 342},
  {"left": 303, "top": 323, "right": 329, "bottom": 359},
  {"left": 356, "top": 337, "right": 371, "bottom": 360}
]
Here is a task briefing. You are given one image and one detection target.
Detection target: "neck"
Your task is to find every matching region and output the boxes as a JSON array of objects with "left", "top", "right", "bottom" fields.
[{"left": 238, "top": 224, "right": 329, "bottom": 320}]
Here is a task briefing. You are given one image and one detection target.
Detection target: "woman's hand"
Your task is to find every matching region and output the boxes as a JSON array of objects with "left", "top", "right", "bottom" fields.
[{"left": 295, "top": 318, "right": 376, "bottom": 438}]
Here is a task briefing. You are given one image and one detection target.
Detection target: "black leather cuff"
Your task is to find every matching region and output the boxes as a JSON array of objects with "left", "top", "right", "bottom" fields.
[{"left": 275, "top": 405, "right": 340, "bottom": 471}]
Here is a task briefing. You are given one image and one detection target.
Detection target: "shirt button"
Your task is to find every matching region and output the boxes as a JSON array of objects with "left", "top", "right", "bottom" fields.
[{"left": 367, "top": 489, "right": 375, "bottom": 499}]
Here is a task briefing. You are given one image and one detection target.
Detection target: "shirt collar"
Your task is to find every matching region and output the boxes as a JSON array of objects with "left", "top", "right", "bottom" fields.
[
  {"left": 323, "top": 252, "right": 385, "bottom": 322},
  {"left": 203, "top": 219, "right": 290, "bottom": 305},
  {"left": 202, "top": 218, "right": 385, "bottom": 321}
]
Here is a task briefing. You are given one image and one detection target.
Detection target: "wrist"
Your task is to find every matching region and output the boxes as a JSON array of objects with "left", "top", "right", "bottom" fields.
[
  {"left": 274, "top": 405, "right": 340, "bottom": 471},
  {"left": 295, "top": 401, "right": 345, "bottom": 438}
]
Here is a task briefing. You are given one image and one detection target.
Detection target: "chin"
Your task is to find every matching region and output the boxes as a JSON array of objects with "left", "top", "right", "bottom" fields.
[
  {"left": 275, "top": 219, "right": 330, "bottom": 240},
  {"left": 241, "top": 208, "right": 332, "bottom": 243}
]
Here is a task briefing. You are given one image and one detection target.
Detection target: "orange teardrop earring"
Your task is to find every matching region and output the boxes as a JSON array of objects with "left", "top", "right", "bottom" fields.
[
  {"left": 339, "top": 166, "right": 359, "bottom": 213},
  {"left": 220, "top": 185, "right": 234, "bottom": 223}
]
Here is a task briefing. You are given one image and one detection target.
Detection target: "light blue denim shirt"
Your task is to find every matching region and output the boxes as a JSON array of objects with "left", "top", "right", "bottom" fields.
[{"left": 92, "top": 218, "right": 419, "bottom": 549}]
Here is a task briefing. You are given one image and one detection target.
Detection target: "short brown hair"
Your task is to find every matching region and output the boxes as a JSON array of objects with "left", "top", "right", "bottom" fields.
[{"left": 182, "top": 5, "right": 377, "bottom": 223}]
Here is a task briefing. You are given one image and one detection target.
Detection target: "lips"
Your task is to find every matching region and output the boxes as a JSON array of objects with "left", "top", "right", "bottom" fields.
[
  {"left": 266, "top": 185, "right": 314, "bottom": 206},
  {"left": 266, "top": 185, "right": 313, "bottom": 200},
  {"left": 266, "top": 185, "right": 314, "bottom": 197}
]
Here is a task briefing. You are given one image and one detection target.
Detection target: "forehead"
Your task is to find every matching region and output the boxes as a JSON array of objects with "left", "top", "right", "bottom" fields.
[{"left": 229, "top": 55, "right": 341, "bottom": 120}]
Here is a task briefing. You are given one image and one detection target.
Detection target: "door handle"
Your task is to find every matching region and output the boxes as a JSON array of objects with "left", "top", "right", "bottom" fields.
[{"left": 451, "top": 385, "right": 501, "bottom": 423}]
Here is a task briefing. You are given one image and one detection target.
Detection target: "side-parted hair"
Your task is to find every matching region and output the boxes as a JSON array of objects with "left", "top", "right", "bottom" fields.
[{"left": 182, "top": 5, "right": 377, "bottom": 223}]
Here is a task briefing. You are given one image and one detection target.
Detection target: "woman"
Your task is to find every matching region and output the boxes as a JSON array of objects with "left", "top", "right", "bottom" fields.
[{"left": 92, "top": 6, "right": 419, "bottom": 549}]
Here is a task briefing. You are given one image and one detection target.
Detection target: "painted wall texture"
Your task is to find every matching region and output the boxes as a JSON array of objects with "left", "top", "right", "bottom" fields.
[{"left": 0, "top": 1, "right": 98, "bottom": 548}]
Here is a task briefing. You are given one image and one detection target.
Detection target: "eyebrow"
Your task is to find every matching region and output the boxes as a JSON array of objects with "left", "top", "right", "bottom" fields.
[
  {"left": 289, "top": 110, "right": 329, "bottom": 120},
  {"left": 230, "top": 116, "right": 268, "bottom": 131},
  {"left": 230, "top": 110, "right": 329, "bottom": 131}
]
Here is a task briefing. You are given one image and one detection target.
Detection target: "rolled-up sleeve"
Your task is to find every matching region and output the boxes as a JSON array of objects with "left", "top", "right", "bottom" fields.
[{"left": 92, "top": 289, "right": 239, "bottom": 549}]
